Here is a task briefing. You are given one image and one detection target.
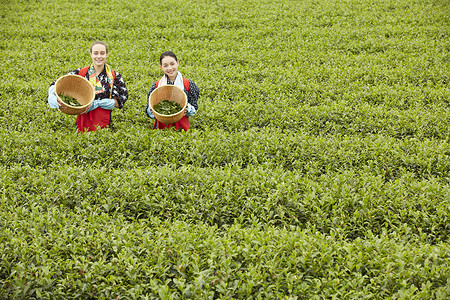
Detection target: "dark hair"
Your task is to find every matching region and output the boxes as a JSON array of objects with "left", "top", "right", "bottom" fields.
[
  {"left": 160, "top": 51, "right": 178, "bottom": 65},
  {"left": 90, "top": 41, "right": 108, "bottom": 54}
]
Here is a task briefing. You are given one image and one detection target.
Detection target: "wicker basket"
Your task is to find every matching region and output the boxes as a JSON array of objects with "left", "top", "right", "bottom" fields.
[
  {"left": 54, "top": 74, "right": 95, "bottom": 115},
  {"left": 148, "top": 85, "right": 187, "bottom": 124}
]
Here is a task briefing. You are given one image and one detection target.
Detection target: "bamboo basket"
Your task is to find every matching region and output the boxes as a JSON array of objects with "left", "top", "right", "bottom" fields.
[
  {"left": 148, "top": 85, "right": 187, "bottom": 124},
  {"left": 54, "top": 74, "right": 95, "bottom": 115}
]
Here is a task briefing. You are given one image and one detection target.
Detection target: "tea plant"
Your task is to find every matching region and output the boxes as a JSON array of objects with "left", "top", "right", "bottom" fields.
[{"left": 0, "top": 0, "right": 449, "bottom": 298}]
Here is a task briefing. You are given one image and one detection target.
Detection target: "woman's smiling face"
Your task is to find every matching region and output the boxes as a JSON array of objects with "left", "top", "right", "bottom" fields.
[
  {"left": 160, "top": 55, "right": 179, "bottom": 81},
  {"left": 90, "top": 44, "right": 108, "bottom": 68}
]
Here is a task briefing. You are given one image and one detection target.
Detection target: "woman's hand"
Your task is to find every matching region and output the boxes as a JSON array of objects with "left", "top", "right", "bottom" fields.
[{"left": 185, "top": 102, "right": 196, "bottom": 116}]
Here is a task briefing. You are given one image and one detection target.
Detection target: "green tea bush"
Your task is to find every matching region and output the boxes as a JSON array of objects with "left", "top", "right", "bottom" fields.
[
  {"left": 2, "top": 163, "right": 448, "bottom": 244},
  {"left": 0, "top": 0, "right": 449, "bottom": 298},
  {"left": 1, "top": 207, "right": 449, "bottom": 299}
]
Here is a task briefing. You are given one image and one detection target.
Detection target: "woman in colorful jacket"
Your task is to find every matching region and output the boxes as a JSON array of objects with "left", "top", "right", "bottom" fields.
[
  {"left": 47, "top": 41, "right": 128, "bottom": 132},
  {"left": 145, "top": 51, "right": 199, "bottom": 131}
]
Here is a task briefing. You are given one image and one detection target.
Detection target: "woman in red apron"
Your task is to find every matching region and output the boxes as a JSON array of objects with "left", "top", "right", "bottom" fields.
[
  {"left": 145, "top": 51, "right": 200, "bottom": 131},
  {"left": 47, "top": 41, "right": 128, "bottom": 132}
]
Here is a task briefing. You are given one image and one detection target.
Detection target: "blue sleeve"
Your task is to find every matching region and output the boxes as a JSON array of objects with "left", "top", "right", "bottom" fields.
[
  {"left": 87, "top": 98, "right": 115, "bottom": 112},
  {"left": 145, "top": 82, "right": 157, "bottom": 119},
  {"left": 146, "top": 106, "right": 155, "bottom": 119},
  {"left": 48, "top": 85, "right": 59, "bottom": 108}
]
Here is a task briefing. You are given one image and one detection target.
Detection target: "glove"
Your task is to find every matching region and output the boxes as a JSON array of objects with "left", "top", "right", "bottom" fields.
[
  {"left": 185, "top": 102, "right": 196, "bottom": 117},
  {"left": 146, "top": 106, "right": 155, "bottom": 119},
  {"left": 48, "top": 85, "right": 59, "bottom": 108},
  {"left": 86, "top": 98, "right": 115, "bottom": 112}
]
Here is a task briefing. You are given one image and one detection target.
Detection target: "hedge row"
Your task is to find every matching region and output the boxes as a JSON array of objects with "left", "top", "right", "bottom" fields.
[
  {"left": 1, "top": 128, "right": 448, "bottom": 178},
  {"left": 2, "top": 164, "right": 448, "bottom": 243},
  {"left": 1, "top": 205, "right": 448, "bottom": 299}
]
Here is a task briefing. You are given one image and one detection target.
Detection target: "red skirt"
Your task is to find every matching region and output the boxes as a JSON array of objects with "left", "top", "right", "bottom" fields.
[
  {"left": 76, "top": 108, "right": 111, "bottom": 133},
  {"left": 153, "top": 115, "right": 190, "bottom": 131}
]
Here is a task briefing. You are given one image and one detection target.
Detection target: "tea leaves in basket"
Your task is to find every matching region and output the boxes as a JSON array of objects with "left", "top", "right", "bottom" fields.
[
  {"left": 153, "top": 99, "right": 182, "bottom": 115},
  {"left": 58, "top": 93, "right": 82, "bottom": 107}
]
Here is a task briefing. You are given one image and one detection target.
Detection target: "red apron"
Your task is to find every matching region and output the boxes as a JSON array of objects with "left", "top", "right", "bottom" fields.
[
  {"left": 153, "top": 115, "right": 190, "bottom": 131},
  {"left": 76, "top": 108, "right": 112, "bottom": 132},
  {"left": 76, "top": 66, "right": 115, "bottom": 133}
]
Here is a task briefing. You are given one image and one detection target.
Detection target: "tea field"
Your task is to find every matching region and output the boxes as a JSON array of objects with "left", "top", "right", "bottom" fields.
[{"left": 1, "top": 0, "right": 449, "bottom": 298}]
